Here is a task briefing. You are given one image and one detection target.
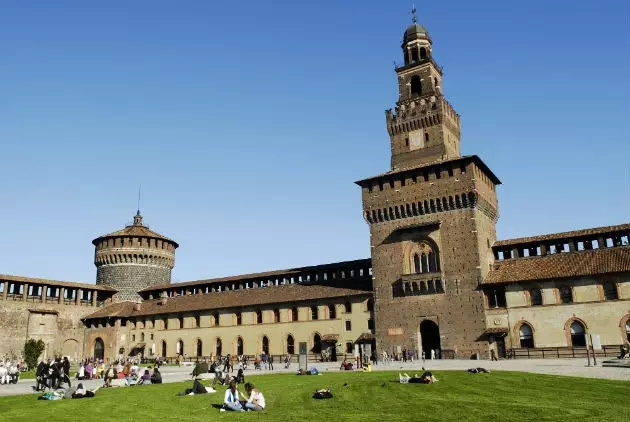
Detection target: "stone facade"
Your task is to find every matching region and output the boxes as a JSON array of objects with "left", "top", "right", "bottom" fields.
[
  {"left": 82, "top": 296, "right": 374, "bottom": 361},
  {"left": 96, "top": 265, "right": 171, "bottom": 303},
  {"left": 357, "top": 20, "right": 501, "bottom": 359}
]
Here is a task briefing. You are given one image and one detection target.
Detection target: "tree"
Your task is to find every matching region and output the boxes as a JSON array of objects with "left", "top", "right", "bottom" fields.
[{"left": 23, "top": 339, "right": 46, "bottom": 370}]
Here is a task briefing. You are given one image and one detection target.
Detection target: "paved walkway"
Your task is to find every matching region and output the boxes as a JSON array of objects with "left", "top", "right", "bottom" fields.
[{"left": 0, "top": 358, "right": 627, "bottom": 397}]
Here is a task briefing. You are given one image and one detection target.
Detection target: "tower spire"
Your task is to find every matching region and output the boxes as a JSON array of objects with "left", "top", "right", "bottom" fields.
[
  {"left": 137, "top": 185, "right": 141, "bottom": 216},
  {"left": 133, "top": 185, "right": 143, "bottom": 225},
  {"left": 411, "top": 5, "right": 417, "bottom": 24}
]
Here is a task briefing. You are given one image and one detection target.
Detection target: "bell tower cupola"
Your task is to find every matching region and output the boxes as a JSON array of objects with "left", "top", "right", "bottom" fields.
[{"left": 386, "top": 8, "right": 462, "bottom": 170}]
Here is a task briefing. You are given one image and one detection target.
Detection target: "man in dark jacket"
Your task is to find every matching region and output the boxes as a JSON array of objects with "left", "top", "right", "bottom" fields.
[
  {"left": 35, "top": 360, "right": 47, "bottom": 391},
  {"left": 150, "top": 368, "right": 162, "bottom": 384}
]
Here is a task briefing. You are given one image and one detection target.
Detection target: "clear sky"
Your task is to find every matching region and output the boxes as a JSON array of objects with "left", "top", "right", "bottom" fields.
[{"left": 1, "top": 0, "right": 628, "bottom": 284}]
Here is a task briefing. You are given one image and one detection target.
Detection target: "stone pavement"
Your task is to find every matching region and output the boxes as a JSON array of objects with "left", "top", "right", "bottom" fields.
[{"left": 0, "top": 358, "right": 627, "bottom": 398}]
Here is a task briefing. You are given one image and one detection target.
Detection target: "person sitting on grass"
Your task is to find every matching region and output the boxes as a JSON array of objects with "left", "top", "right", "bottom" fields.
[
  {"left": 243, "top": 382, "right": 265, "bottom": 411},
  {"left": 138, "top": 369, "right": 152, "bottom": 385},
  {"left": 150, "top": 367, "right": 162, "bottom": 384},
  {"left": 235, "top": 368, "right": 245, "bottom": 384},
  {"left": 222, "top": 380, "right": 244, "bottom": 411}
]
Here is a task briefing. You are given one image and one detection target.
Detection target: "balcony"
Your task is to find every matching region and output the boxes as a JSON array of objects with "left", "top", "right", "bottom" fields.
[{"left": 393, "top": 272, "right": 444, "bottom": 298}]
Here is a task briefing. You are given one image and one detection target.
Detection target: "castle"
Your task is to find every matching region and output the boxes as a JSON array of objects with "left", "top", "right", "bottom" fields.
[{"left": 1, "top": 17, "right": 628, "bottom": 362}]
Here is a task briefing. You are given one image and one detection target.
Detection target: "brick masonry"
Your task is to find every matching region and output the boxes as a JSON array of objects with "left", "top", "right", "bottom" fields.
[{"left": 96, "top": 265, "right": 172, "bottom": 302}]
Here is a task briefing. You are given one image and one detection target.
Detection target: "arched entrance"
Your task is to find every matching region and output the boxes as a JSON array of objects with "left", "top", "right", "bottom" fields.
[
  {"left": 196, "top": 339, "right": 203, "bottom": 357},
  {"left": 312, "top": 333, "right": 322, "bottom": 354},
  {"left": 237, "top": 337, "right": 244, "bottom": 355},
  {"left": 570, "top": 321, "right": 586, "bottom": 347},
  {"left": 420, "top": 320, "right": 440, "bottom": 359},
  {"left": 287, "top": 335, "right": 294, "bottom": 355},
  {"left": 94, "top": 338, "right": 104, "bottom": 360},
  {"left": 161, "top": 340, "right": 167, "bottom": 358},
  {"left": 176, "top": 339, "right": 184, "bottom": 356},
  {"left": 262, "top": 336, "right": 269, "bottom": 354},
  {"left": 216, "top": 338, "right": 222, "bottom": 357}
]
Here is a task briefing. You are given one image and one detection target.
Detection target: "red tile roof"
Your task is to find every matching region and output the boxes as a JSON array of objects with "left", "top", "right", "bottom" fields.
[
  {"left": 84, "top": 283, "right": 372, "bottom": 319},
  {"left": 493, "top": 224, "right": 630, "bottom": 247},
  {"left": 483, "top": 246, "right": 630, "bottom": 284}
]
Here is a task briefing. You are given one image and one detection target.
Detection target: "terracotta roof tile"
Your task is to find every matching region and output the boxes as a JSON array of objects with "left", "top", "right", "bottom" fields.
[
  {"left": 483, "top": 246, "right": 630, "bottom": 284},
  {"left": 0, "top": 274, "right": 117, "bottom": 292},
  {"left": 493, "top": 223, "right": 630, "bottom": 247},
  {"left": 84, "top": 283, "right": 372, "bottom": 320}
]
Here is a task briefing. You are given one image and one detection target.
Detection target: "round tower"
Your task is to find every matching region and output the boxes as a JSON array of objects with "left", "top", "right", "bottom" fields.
[{"left": 92, "top": 212, "right": 178, "bottom": 301}]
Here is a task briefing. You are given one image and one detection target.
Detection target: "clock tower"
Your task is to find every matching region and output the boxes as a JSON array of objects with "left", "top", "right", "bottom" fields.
[
  {"left": 357, "top": 13, "right": 501, "bottom": 360},
  {"left": 386, "top": 10, "right": 461, "bottom": 170}
]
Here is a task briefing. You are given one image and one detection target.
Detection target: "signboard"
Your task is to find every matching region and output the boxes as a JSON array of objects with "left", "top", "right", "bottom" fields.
[
  {"left": 590, "top": 334, "right": 602, "bottom": 351},
  {"left": 388, "top": 328, "right": 403, "bottom": 336}
]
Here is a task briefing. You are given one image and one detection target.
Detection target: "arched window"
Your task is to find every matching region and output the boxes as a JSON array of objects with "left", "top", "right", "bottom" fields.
[
  {"left": 291, "top": 307, "right": 298, "bottom": 322},
  {"left": 344, "top": 302, "right": 352, "bottom": 313},
  {"left": 311, "top": 306, "right": 319, "bottom": 320},
  {"left": 161, "top": 340, "right": 167, "bottom": 358},
  {"left": 420, "top": 47, "right": 427, "bottom": 59},
  {"left": 196, "top": 339, "right": 203, "bottom": 357},
  {"left": 559, "top": 286, "right": 573, "bottom": 304},
  {"left": 287, "top": 335, "right": 295, "bottom": 355},
  {"left": 262, "top": 336, "right": 269, "bottom": 354},
  {"left": 530, "top": 288, "right": 543, "bottom": 306},
  {"left": 434, "top": 77, "right": 438, "bottom": 87},
  {"left": 313, "top": 333, "right": 322, "bottom": 354},
  {"left": 428, "top": 252, "right": 437, "bottom": 272},
  {"left": 519, "top": 324, "right": 534, "bottom": 348},
  {"left": 603, "top": 282, "right": 618, "bottom": 300},
  {"left": 256, "top": 310, "right": 263, "bottom": 324},
  {"left": 411, "top": 47, "right": 419, "bottom": 62},
  {"left": 570, "top": 321, "right": 586, "bottom": 347},
  {"left": 413, "top": 254, "right": 421, "bottom": 274},
  {"left": 410, "top": 75, "right": 422, "bottom": 96},
  {"left": 421, "top": 254, "right": 428, "bottom": 273},
  {"left": 328, "top": 304, "right": 336, "bottom": 319},
  {"left": 237, "top": 337, "right": 244, "bottom": 355}
]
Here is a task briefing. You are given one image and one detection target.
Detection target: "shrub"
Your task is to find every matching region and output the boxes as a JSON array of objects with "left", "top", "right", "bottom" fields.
[{"left": 23, "top": 339, "right": 46, "bottom": 370}]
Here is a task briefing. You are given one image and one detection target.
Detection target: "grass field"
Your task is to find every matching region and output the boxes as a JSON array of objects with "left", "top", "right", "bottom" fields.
[{"left": 0, "top": 371, "right": 628, "bottom": 421}]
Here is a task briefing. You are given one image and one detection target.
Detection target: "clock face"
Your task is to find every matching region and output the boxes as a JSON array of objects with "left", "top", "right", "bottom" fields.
[{"left": 409, "top": 132, "right": 423, "bottom": 149}]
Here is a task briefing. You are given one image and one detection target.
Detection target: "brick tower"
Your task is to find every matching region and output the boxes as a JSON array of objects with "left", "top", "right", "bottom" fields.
[
  {"left": 356, "top": 13, "right": 502, "bottom": 359},
  {"left": 92, "top": 212, "right": 178, "bottom": 301}
]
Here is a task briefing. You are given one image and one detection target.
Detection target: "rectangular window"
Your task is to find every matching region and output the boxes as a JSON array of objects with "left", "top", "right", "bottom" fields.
[
  {"left": 132, "top": 334, "right": 135, "bottom": 342},
  {"left": 150, "top": 334, "right": 154, "bottom": 340},
  {"left": 346, "top": 342, "right": 353, "bottom": 354},
  {"left": 368, "top": 319, "right": 374, "bottom": 330},
  {"left": 345, "top": 321, "right": 352, "bottom": 331},
  {"left": 311, "top": 306, "right": 318, "bottom": 320}
]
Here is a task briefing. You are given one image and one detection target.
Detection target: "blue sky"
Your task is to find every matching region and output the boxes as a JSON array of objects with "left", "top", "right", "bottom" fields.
[{"left": 1, "top": 0, "right": 628, "bottom": 283}]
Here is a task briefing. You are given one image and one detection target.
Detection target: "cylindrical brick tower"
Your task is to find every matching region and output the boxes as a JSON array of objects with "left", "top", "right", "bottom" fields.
[{"left": 92, "top": 212, "right": 178, "bottom": 301}]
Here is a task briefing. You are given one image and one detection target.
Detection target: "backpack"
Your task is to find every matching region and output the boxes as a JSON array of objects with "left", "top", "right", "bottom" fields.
[{"left": 313, "top": 389, "right": 333, "bottom": 399}]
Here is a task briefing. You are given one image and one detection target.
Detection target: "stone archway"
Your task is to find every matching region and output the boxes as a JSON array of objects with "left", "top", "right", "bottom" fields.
[
  {"left": 94, "top": 338, "right": 104, "bottom": 360},
  {"left": 420, "top": 320, "right": 441, "bottom": 359},
  {"left": 62, "top": 338, "right": 79, "bottom": 359}
]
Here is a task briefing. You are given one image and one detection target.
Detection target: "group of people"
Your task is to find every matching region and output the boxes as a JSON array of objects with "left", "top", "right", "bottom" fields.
[
  {"left": 35, "top": 357, "right": 72, "bottom": 390},
  {"left": 0, "top": 360, "right": 21, "bottom": 385}
]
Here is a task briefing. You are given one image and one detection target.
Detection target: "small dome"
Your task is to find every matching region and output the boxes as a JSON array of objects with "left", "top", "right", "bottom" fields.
[{"left": 403, "top": 23, "right": 430, "bottom": 44}]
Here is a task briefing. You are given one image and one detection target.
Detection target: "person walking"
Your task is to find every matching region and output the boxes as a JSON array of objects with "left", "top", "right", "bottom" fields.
[{"left": 268, "top": 354, "right": 274, "bottom": 371}]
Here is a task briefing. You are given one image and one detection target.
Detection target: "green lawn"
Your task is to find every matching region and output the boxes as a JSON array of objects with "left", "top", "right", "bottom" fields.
[{"left": 0, "top": 371, "right": 628, "bottom": 421}]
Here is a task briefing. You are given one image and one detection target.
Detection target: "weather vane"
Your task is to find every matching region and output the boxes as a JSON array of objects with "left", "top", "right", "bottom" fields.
[{"left": 411, "top": 5, "right": 417, "bottom": 24}]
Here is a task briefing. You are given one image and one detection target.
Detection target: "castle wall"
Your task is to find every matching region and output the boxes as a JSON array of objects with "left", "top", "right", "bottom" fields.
[{"left": 0, "top": 299, "right": 93, "bottom": 361}]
